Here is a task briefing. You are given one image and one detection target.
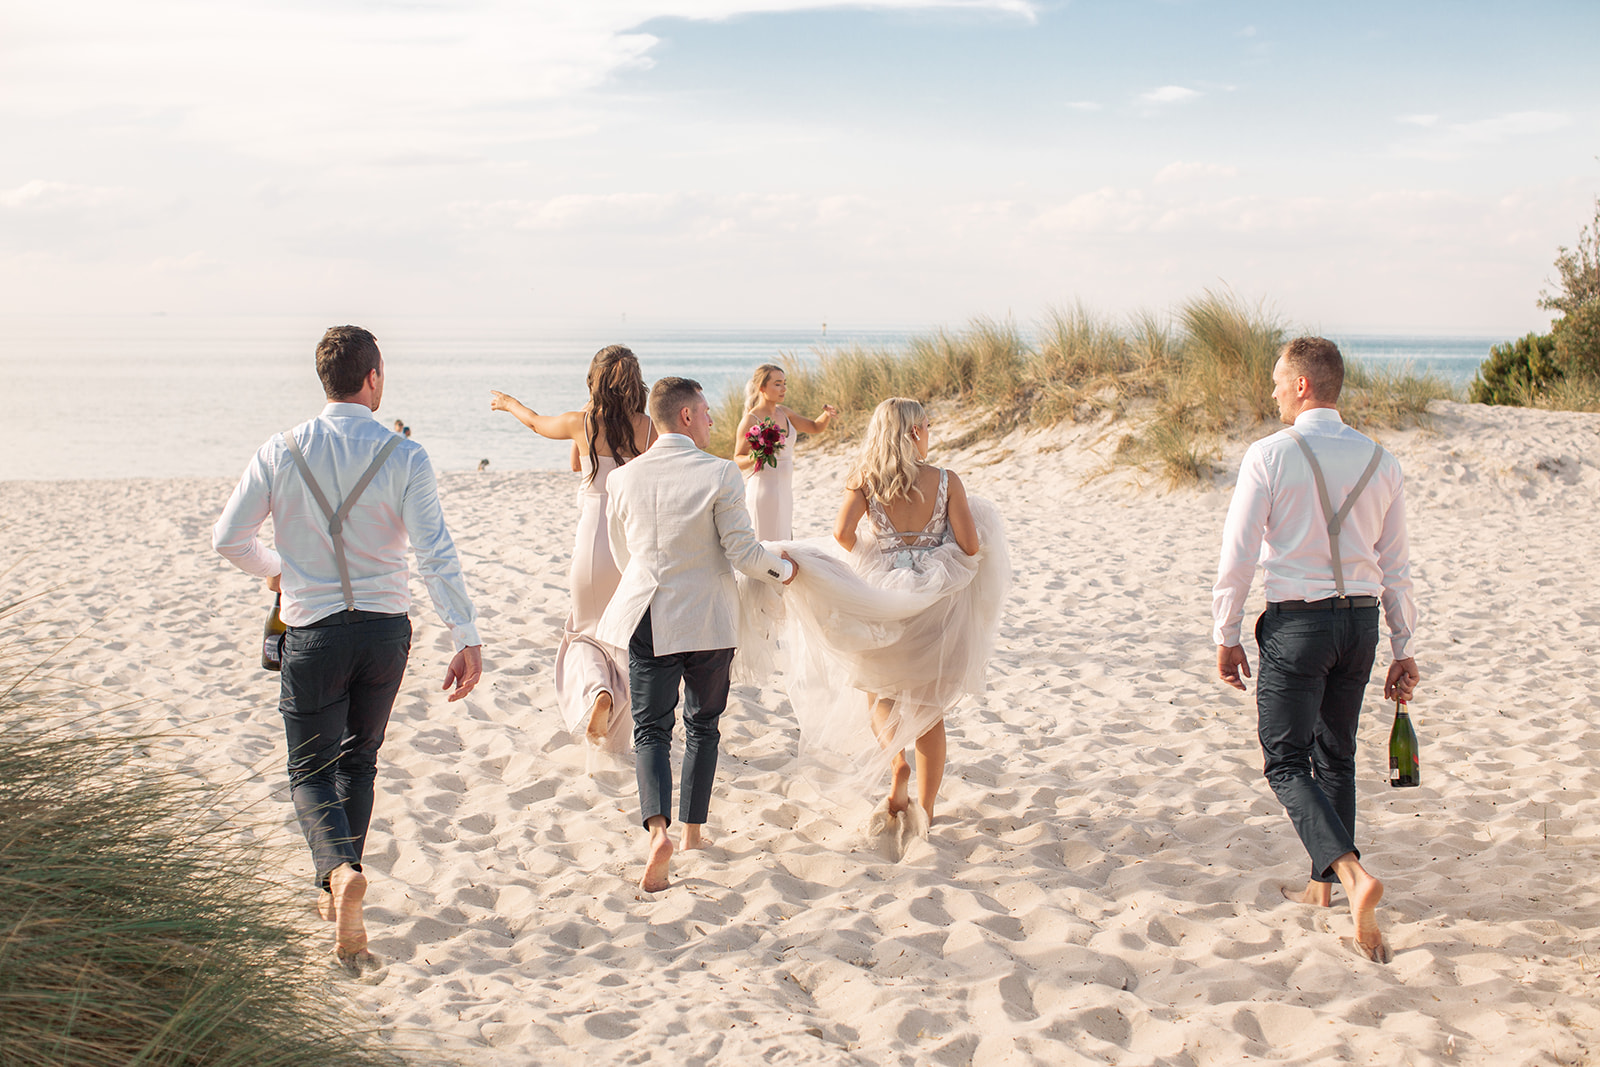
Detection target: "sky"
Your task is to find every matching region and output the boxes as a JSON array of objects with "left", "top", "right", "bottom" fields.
[{"left": 2, "top": 0, "right": 1597, "bottom": 335}]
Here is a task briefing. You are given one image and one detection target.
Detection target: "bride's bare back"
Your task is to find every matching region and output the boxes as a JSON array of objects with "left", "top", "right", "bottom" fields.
[{"left": 834, "top": 463, "right": 980, "bottom": 556}]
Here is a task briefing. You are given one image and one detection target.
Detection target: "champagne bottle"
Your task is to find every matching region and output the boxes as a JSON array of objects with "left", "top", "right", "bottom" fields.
[
  {"left": 261, "top": 593, "right": 287, "bottom": 672},
  {"left": 1388, "top": 697, "right": 1419, "bottom": 788}
]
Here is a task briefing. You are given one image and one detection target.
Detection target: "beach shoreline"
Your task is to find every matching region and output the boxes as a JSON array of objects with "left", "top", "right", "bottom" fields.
[{"left": 4, "top": 399, "right": 1599, "bottom": 1065}]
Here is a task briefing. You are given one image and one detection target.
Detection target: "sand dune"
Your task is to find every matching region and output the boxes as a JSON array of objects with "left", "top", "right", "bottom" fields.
[{"left": 3, "top": 399, "right": 1599, "bottom": 1065}]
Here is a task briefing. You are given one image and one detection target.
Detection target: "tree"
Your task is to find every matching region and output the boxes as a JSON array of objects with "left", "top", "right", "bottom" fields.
[{"left": 1540, "top": 197, "right": 1600, "bottom": 379}]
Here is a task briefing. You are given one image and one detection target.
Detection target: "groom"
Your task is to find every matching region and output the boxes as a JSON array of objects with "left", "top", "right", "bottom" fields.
[{"left": 598, "top": 376, "right": 797, "bottom": 891}]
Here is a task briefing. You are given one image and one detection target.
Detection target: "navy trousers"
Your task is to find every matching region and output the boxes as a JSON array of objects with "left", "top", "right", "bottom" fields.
[
  {"left": 278, "top": 611, "right": 411, "bottom": 889},
  {"left": 628, "top": 608, "right": 735, "bottom": 828},
  {"left": 1255, "top": 603, "right": 1379, "bottom": 883}
]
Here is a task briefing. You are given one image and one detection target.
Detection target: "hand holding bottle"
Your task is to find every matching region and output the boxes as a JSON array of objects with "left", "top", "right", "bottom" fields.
[{"left": 1383, "top": 657, "right": 1418, "bottom": 702}]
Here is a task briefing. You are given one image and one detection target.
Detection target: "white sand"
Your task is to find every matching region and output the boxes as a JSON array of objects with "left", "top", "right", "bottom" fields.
[{"left": 4, "top": 399, "right": 1599, "bottom": 1065}]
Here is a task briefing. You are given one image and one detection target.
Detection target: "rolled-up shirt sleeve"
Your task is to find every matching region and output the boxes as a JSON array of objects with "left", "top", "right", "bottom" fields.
[
  {"left": 213, "top": 444, "right": 283, "bottom": 579},
  {"left": 1212, "top": 444, "right": 1271, "bottom": 647},
  {"left": 1375, "top": 471, "right": 1417, "bottom": 660},
  {"left": 400, "top": 452, "right": 481, "bottom": 650}
]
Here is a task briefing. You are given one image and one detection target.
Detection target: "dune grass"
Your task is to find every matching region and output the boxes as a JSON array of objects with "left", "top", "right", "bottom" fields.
[
  {"left": 0, "top": 594, "right": 406, "bottom": 1067},
  {"left": 708, "top": 291, "right": 1455, "bottom": 487}
]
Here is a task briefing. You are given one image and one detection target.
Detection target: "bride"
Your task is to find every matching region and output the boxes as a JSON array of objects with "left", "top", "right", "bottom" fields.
[{"left": 771, "top": 397, "right": 1010, "bottom": 841}]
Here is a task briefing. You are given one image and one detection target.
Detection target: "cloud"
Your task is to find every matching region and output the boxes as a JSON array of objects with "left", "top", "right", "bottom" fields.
[
  {"left": 1393, "top": 109, "right": 1573, "bottom": 160},
  {"left": 1139, "top": 85, "right": 1200, "bottom": 106},
  {"left": 1153, "top": 162, "right": 1238, "bottom": 185},
  {"left": 0, "top": 1, "right": 1039, "bottom": 166},
  {"left": 1451, "top": 111, "right": 1571, "bottom": 143},
  {"left": 0, "top": 180, "right": 125, "bottom": 211}
]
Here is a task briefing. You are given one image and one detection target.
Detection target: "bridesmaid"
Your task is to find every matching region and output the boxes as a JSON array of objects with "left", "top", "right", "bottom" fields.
[
  {"left": 733, "top": 363, "right": 838, "bottom": 540},
  {"left": 489, "top": 345, "right": 654, "bottom": 760}
]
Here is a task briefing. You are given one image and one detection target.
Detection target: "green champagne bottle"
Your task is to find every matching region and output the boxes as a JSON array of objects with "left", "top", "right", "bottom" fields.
[
  {"left": 1388, "top": 697, "right": 1419, "bottom": 788},
  {"left": 261, "top": 593, "right": 287, "bottom": 672}
]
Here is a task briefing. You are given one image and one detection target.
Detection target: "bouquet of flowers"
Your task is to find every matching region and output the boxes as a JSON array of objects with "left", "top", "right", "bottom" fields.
[{"left": 745, "top": 417, "right": 785, "bottom": 472}]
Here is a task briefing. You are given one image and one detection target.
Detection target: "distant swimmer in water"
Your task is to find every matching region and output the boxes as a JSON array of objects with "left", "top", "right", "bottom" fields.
[{"left": 478, "top": 459, "right": 490, "bottom": 472}]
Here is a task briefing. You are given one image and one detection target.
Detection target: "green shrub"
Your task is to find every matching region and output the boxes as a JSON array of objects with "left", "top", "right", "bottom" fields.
[
  {"left": 1553, "top": 301, "right": 1600, "bottom": 381},
  {"left": 1469, "top": 332, "right": 1560, "bottom": 405}
]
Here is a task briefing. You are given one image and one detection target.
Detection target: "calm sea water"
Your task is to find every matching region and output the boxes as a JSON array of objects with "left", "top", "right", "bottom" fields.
[{"left": 0, "top": 317, "right": 1499, "bottom": 482}]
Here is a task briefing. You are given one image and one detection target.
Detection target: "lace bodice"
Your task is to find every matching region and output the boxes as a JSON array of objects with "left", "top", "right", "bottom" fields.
[{"left": 866, "top": 468, "right": 950, "bottom": 565}]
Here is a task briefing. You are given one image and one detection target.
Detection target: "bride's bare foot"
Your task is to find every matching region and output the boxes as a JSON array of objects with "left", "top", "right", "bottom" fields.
[
  {"left": 640, "top": 820, "right": 673, "bottom": 892},
  {"left": 888, "top": 754, "right": 911, "bottom": 816},
  {"left": 681, "top": 823, "right": 710, "bottom": 851},
  {"left": 585, "top": 691, "right": 612, "bottom": 746},
  {"left": 1330, "top": 854, "right": 1389, "bottom": 963},
  {"left": 1282, "top": 880, "right": 1334, "bottom": 907},
  {"left": 329, "top": 863, "right": 369, "bottom": 968}
]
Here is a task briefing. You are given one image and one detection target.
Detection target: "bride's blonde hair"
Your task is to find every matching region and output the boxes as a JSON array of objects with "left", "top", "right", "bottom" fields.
[
  {"left": 847, "top": 397, "right": 927, "bottom": 504},
  {"left": 744, "top": 363, "right": 784, "bottom": 412}
]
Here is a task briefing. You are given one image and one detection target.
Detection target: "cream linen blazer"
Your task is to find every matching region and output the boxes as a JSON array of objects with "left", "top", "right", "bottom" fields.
[{"left": 596, "top": 434, "right": 787, "bottom": 655}]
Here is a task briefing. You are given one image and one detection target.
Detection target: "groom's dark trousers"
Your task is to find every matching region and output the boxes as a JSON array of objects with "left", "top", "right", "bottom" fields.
[
  {"left": 628, "top": 607, "right": 735, "bottom": 827},
  {"left": 1255, "top": 601, "right": 1379, "bottom": 884}
]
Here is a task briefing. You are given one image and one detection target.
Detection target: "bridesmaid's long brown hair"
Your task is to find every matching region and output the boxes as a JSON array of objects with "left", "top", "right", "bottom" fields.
[{"left": 585, "top": 345, "right": 649, "bottom": 484}]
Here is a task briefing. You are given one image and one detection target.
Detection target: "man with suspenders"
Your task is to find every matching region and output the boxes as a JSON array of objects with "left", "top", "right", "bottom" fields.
[
  {"left": 1212, "top": 336, "right": 1419, "bottom": 963},
  {"left": 214, "top": 325, "right": 483, "bottom": 973}
]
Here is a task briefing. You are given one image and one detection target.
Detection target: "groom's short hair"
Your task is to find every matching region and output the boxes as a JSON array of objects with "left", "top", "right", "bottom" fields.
[
  {"left": 649, "top": 376, "right": 704, "bottom": 429},
  {"left": 316, "top": 325, "right": 381, "bottom": 400}
]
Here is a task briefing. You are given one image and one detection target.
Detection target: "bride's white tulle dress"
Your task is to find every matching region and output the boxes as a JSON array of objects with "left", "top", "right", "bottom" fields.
[{"left": 738, "top": 468, "right": 1011, "bottom": 801}]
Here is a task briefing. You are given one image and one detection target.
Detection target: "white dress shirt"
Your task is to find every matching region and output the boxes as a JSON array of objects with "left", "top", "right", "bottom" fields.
[
  {"left": 1212, "top": 408, "right": 1416, "bottom": 659},
  {"left": 213, "top": 402, "right": 481, "bottom": 649}
]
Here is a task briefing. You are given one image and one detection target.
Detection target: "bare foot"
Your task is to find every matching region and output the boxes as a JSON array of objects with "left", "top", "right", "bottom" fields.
[
  {"left": 681, "top": 824, "right": 710, "bottom": 851},
  {"left": 640, "top": 825, "right": 673, "bottom": 892},
  {"left": 585, "top": 691, "right": 612, "bottom": 746},
  {"left": 888, "top": 754, "right": 911, "bottom": 817},
  {"left": 1345, "top": 871, "right": 1389, "bottom": 963},
  {"left": 329, "top": 863, "right": 369, "bottom": 967},
  {"left": 1282, "top": 880, "right": 1334, "bottom": 907},
  {"left": 316, "top": 889, "right": 334, "bottom": 922}
]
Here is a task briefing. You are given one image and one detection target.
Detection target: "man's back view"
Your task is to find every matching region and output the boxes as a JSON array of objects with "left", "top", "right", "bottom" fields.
[{"left": 214, "top": 325, "right": 483, "bottom": 972}]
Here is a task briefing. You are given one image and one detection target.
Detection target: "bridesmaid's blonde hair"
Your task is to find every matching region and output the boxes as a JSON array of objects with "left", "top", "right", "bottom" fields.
[
  {"left": 848, "top": 398, "right": 927, "bottom": 504},
  {"left": 744, "top": 363, "right": 784, "bottom": 412}
]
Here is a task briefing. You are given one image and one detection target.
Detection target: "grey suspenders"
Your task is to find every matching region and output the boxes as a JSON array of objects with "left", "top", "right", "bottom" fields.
[
  {"left": 1283, "top": 428, "right": 1385, "bottom": 598},
  {"left": 281, "top": 431, "right": 402, "bottom": 611}
]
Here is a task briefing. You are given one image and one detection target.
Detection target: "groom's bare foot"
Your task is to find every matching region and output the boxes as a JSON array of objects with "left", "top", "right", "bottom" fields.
[
  {"left": 641, "top": 823, "right": 673, "bottom": 892},
  {"left": 316, "top": 888, "right": 334, "bottom": 922},
  {"left": 1347, "top": 872, "right": 1388, "bottom": 963},
  {"left": 681, "top": 823, "right": 709, "bottom": 851},
  {"left": 888, "top": 755, "right": 911, "bottom": 816},
  {"left": 329, "top": 863, "right": 370, "bottom": 969},
  {"left": 1282, "top": 880, "right": 1334, "bottom": 907},
  {"left": 585, "top": 691, "right": 612, "bottom": 746},
  {"left": 1330, "top": 854, "right": 1389, "bottom": 963}
]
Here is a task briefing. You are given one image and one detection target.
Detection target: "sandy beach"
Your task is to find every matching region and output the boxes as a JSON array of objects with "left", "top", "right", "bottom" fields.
[{"left": 4, "top": 398, "right": 1599, "bottom": 1066}]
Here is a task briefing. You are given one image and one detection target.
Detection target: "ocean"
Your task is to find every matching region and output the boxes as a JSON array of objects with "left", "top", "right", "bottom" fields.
[{"left": 0, "top": 317, "right": 1501, "bottom": 482}]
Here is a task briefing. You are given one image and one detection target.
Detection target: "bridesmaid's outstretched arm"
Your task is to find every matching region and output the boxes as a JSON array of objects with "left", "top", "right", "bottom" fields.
[
  {"left": 784, "top": 403, "right": 838, "bottom": 435},
  {"left": 489, "top": 390, "right": 585, "bottom": 442}
]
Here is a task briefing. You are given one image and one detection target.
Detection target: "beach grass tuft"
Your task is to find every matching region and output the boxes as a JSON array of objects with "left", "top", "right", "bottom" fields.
[
  {"left": 707, "top": 291, "right": 1455, "bottom": 480},
  {"left": 0, "top": 598, "right": 405, "bottom": 1067}
]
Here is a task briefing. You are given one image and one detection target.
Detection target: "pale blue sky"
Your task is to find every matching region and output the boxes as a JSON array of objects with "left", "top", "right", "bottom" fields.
[{"left": 1, "top": 0, "right": 1596, "bottom": 333}]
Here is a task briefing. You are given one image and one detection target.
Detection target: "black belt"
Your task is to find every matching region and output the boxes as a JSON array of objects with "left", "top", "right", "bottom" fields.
[
  {"left": 1272, "top": 596, "right": 1379, "bottom": 612},
  {"left": 296, "top": 609, "right": 408, "bottom": 629}
]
